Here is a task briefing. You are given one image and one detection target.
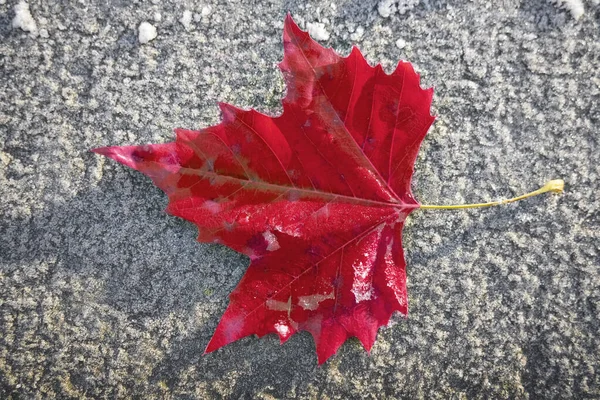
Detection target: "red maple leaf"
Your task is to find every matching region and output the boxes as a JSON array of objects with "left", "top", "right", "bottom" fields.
[{"left": 93, "top": 15, "right": 435, "bottom": 364}]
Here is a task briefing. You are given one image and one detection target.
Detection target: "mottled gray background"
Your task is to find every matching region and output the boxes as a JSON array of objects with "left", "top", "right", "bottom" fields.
[{"left": 1, "top": 0, "right": 599, "bottom": 398}]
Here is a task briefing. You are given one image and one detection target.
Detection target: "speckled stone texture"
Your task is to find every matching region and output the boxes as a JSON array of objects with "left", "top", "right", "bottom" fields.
[{"left": 1, "top": 0, "right": 598, "bottom": 398}]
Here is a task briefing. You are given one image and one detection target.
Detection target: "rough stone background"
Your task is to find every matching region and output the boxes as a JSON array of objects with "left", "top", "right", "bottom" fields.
[{"left": 1, "top": 0, "right": 598, "bottom": 398}]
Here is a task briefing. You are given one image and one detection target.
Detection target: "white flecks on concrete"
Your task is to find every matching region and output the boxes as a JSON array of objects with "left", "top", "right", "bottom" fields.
[
  {"left": 551, "top": 0, "right": 585, "bottom": 19},
  {"left": 153, "top": 12, "right": 162, "bottom": 22},
  {"left": 350, "top": 26, "right": 364, "bottom": 41},
  {"left": 201, "top": 5, "right": 212, "bottom": 17},
  {"left": 180, "top": 10, "right": 193, "bottom": 29},
  {"left": 12, "top": 1, "right": 37, "bottom": 33},
  {"left": 396, "top": 38, "right": 407, "bottom": 49},
  {"left": 398, "top": 0, "right": 420, "bottom": 15},
  {"left": 138, "top": 22, "right": 157, "bottom": 44},
  {"left": 306, "top": 22, "right": 330, "bottom": 41},
  {"left": 378, "top": 0, "right": 396, "bottom": 18}
]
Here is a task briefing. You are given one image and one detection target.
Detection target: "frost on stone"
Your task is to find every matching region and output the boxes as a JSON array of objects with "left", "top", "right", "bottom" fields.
[
  {"left": 378, "top": 0, "right": 396, "bottom": 18},
  {"left": 350, "top": 26, "right": 365, "bottom": 41},
  {"left": 398, "top": 0, "right": 420, "bottom": 15},
  {"left": 306, "top": 22, "right": 330, "bottom": 41},
  {"left": 378, "top": 0, "right": 420, "bottom": 17},
  {"left": 12, "top": 1, "right": 37, "bottom": 33},
  {"left": 138, "top": 22, "right": 157, "bottom": 44},
  {"left": 201, "top": 5, "right": 212, "bottom": 17},
  {"left": 180, "top": 10, "right": 193, "bottom": 30},
  {"left": 550, "top": 0, "right": 585, "bottom": 19}
]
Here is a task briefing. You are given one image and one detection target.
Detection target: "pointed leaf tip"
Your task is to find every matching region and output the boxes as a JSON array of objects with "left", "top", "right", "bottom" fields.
[
  {"left": 91, "top": 146, "right": 132, "bottom": 166},
  {"left": 284, "top": 13, "right": 297, "bottom": 29},
  {"left": 91, "top": 146, "right": 111, "bottom": 156},
  {"left": 90, "top": 145, "right": 140, "bottom": 170}
]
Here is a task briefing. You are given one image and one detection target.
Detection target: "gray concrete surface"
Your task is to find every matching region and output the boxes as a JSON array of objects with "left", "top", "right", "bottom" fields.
[{"left": 1, "top": 0, "right": 599, "bottom": 398}]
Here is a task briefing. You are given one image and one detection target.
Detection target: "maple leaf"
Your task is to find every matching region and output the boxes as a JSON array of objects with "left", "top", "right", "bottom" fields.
[{"left": 93, "top": 14, "right": 433, "bottom": 364}]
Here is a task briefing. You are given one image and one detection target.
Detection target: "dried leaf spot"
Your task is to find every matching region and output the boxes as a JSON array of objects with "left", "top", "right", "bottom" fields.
[
  {"left": 351, "top": 234, "right": 381, "bottom": 303},
  {"left": 298, "top": 291, "right": 335, "bottom": 311},
  {"left": 266, "top": 296, "right": 292, "bottom": 313},
  {"left": 202, "top": 200, "right": 222, "bottom": 214},
  {"left": 351, "top": 259, "right": 375, "bottom": 303}
]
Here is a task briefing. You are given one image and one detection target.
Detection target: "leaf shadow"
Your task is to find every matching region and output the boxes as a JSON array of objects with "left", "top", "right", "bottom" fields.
[
  {"left": 0, "top": 160, "right": 328, "bottom": 396},
  {"left": 0, "top": 165, "right": 242, "bottom": 332}
]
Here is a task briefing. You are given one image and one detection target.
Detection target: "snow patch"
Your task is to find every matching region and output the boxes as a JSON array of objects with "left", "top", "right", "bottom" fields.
[
  {"left": 180, "top": 10, "right": 192, "bottom": 29},
  {"left": 262, "top": 230, "right": 280, "bottom": 251},
  {"left": 551, "top": 0, "right": 585, "bottom": 19},
  {"left": 306, "top": 22, "right": 330, "bottom": 41},
  {"left": 12, "top": 1, "right": 37, "bottom": 33},
  {"left": 298, "top": 291, "right": 334, "bottom": 311},
  {"left": 138, "top": 22, "right": 157, "bottom": 44}
]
